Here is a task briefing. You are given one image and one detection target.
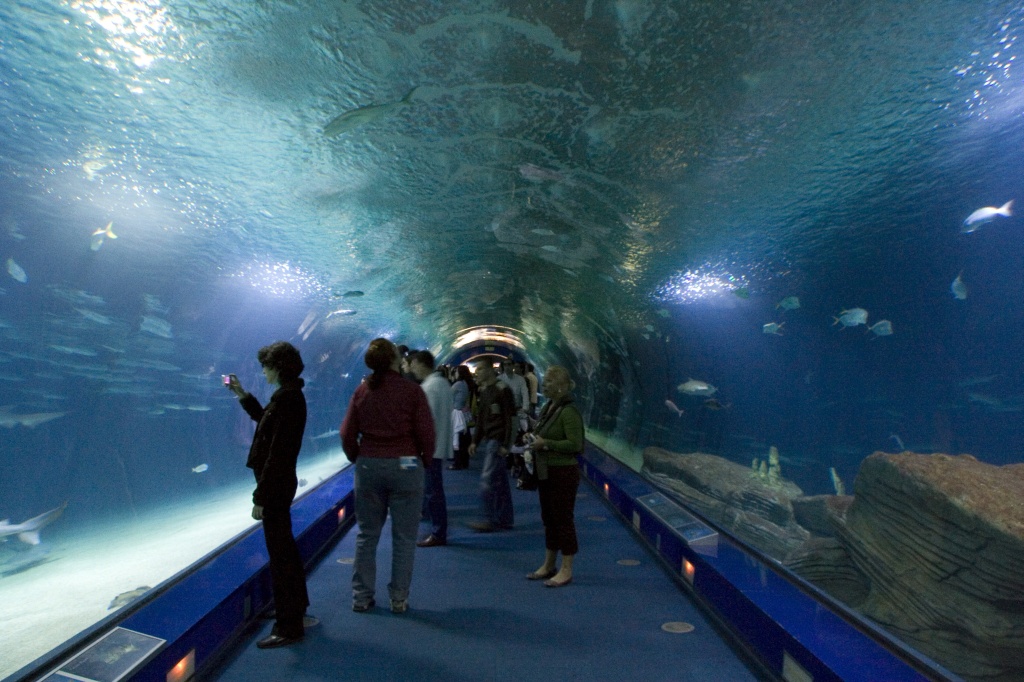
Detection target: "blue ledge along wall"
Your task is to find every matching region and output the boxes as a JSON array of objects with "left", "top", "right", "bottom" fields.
[
  {"left": 24, "top": 466, "right": 357, "bottom": 682},
  {"left": 578, "top": 444, "right": 963, "bottom": 682}
]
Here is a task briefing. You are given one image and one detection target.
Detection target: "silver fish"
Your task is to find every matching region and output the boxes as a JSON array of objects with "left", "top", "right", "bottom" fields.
[
  {"left": 776, "top": 296, "right": 800, "bottom": 310},
  {"left": 833, "top": 308, "right": 868, "bottom": 328},
  {"left": 762, "top": 322, "right": 784, "bottom": 335},
  {"left": 867, "top": 320, "right": 893, "bottom": 337},
  {"left": 962, "top": 200, "right": 1013, "bottom": 233},
  {"left": 323, "top": 87, "right": 418, "bottom": 138},
  {"left": 6, "top": 258, "right": 26, "bottom": 283},
  {"left": 951, "top": 273, "right": 967, "bottom": 300},
  {"left": 677, "top": 378, "right": 717, "bottom": 396}
]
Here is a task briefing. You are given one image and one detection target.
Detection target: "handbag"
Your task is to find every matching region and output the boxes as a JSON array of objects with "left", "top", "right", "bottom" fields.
[{"left": 515, "top": 448, "right": 538, "bottom": 490}]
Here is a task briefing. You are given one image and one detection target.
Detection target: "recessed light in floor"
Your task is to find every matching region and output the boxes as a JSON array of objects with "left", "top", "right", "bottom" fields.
[{"left": 661, "top": 622, "right": 695, "bottom": 634}]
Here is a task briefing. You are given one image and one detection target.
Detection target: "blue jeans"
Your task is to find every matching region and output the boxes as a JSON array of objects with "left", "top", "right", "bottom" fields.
[
  {"left": 421, "top": 458, "right": 448, "bottom": 541},
  {"left": 478, "top": 439, "right": 514, "bottom": 528},
  {"left": 352, "top": 457, "right": 424, "bottom": 604}
]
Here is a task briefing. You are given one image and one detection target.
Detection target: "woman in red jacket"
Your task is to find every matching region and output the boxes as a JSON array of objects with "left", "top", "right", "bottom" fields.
[{"left": 340, "top": 338, "right": 435, "bottom": 614}]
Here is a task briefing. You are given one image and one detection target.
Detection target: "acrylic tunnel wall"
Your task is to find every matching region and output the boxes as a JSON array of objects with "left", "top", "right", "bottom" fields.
[{"left": 2, "top": 2, "right": 1024, "bottom": 681}]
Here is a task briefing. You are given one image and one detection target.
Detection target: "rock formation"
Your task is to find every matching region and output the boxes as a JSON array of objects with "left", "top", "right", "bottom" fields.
[{"left": 641, "top": 447, "right": 1024, "bottom": 682}]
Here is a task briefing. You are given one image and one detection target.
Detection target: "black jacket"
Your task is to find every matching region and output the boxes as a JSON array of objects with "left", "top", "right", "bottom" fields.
[{"left": 241, "top": 378, "right": 307, "bottom": 508}]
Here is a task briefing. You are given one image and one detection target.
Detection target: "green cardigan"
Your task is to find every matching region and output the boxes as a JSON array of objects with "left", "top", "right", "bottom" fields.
[{"left": 536, "top": 398, "right": 584, "bottom": 478}]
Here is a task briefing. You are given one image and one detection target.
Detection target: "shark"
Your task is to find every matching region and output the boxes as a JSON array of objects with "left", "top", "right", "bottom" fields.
[
  {"left": 0, "top": 406, "right": 67, "bottom": 429},
  {"left": 0, "top": 501, "right": 67, "bottom": 545}
]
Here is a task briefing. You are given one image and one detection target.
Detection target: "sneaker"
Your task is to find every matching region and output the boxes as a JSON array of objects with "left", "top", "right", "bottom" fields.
[
  {"left": 352, "top": 598, "right": 375, "bottom": 613},
  {"left": 390, "top": 599, "right": 408, "bottom": 614}
]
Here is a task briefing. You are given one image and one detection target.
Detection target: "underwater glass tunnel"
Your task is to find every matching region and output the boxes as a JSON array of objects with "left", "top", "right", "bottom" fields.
[{"left": 2, "top": 1, "right": 1024, "bottom": 680}]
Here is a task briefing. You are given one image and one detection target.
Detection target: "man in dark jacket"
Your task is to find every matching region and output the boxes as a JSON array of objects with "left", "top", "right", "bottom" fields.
[
  {"left": 468, "top": 362, "right": 516, "bottom": 532},
  {"left": 227, "top": 341, "right": 310, "bottom": 649}
]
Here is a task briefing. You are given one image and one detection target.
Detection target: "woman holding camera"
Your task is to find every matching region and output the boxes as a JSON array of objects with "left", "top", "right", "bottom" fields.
[{"left": 524, "top": 366, "right": 584, "bottom": 588}]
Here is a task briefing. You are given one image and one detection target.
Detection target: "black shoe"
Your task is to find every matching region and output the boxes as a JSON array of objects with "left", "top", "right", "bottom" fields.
[
  {"left": 353, "top": 598, "right": 376, "bottom": 613},
  {"left": 417, "top": 534, "right": 447, "bottom": 547},
  {"left": 257, "top": 633, "right": 303, "bottom": 649}
]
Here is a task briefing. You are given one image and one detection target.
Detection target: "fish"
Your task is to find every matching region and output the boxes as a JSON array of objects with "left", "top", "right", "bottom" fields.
[
  {"left": 962, "top": 200, "right": 1013, "bottom": 233},
  {"left": 518, "top": 163, "right": 567, "bottom": 183},
  {"left": 341, "top": 290, "right": 364, "bottom": 298},
  {"left": 829, "top": 468, "right": 846, "bottom": 496},
  {"left": 956, "top": 374, "right": 1000, "bottom": 388},
  {"left": 75, "top": 308, "right": 113, "bottom": 325},
  {"left": 6, "top": 258, "right": 27, "bottom": 283},
  {"left": 968, "top": 392, "right": 1003, "bottom": 408},
  {"left": 186, "top": 405, "right": 211, "bottom": 412},
  {"left": 531, "top": 229, "right": 556, "bottom": 236},
  {"left": 732, "top": 287, "right": 749, "bottom": 299},
  {"left": 326, "top": 309, "right": 357, "bottom": 318},
  {"left": 762, "top": 322, "right": 784, "bottom": 335},
  {"left": 323, "top": 86, "right": 418, "bottom": 138},
  {"left": 0, "top": 502, "right": 67, "bottom": 545},
  {"left": 108, "top": 586, "right": 151, "bottom": 610},
  {"left": 139, "top": 315, "right": 173, "bottom": 338},
  {"left": 656, "top": 309, "right": 670, "bottom": 318},
  {"left": 677, "top": 379, "right": 717, "bottom": 397},
  {"left": 833, "top": 308, "right": 868, "bottom": 328},
  {"left": 890, "top": 433, "right": 905, "bottom": 451},
  {"left": 49, "top": 344, "right": 98, "bottom": 356},
  {"left": 703, "top": 398, "right": 730, "bottom": 410},
  {"left": 951, "top": 273, "right": 967, "bottom": 300},
  {"left": 0, "top": 407, "right": 67, "bottom": 429},
  {"left": 312, "top": 428, "right": 340, "bottom": 440},
  {"left": 191, "top": 464, "right": 209, "bottom": 473},
  {"left": 867, "top": 320, "right": 893, "bottom": 337},
  {"left": 776, "top": 296, "right": 800, "bottom": 310},
  {"left": 89, "top": 222, "right": 117, "bottom": 251},
  {"left": 298, "top": 478, "right": 308, "bottom": 487},
  {"left": 664, "top": 399, "right": 684, "bottom": 417}
]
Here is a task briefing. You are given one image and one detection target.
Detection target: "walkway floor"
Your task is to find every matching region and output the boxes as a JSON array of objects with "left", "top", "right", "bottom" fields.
[{"left": 206, "top": 457, "right": 763, "bottom": 681}]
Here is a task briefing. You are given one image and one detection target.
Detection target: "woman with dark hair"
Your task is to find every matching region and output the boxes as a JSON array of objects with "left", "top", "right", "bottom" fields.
[
  {"left": 449, "top": 364, "right": 476, "bottom": 470},
  {"left": 225, "top": 341, "right": 310, "bottom": 648},
  {"left": 340, "top": 338, "right": 435, "bottom": 614},
  {"left": 525, "top": 365, "right": 584, "bottom": 588}
]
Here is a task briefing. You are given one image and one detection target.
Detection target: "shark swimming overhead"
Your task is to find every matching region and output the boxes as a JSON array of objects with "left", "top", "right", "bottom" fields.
[
  {"left": 323, "top": 86, "right": 418, "bottom": 138},
  {"left": 0, "top": 502, "right": 67, "bottom": 546}
]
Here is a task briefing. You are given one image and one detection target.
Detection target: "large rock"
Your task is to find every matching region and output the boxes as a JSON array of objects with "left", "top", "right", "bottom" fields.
[
  {"left": 641, "top": 446, "right": 1024, "bottom": 682},
  {"left": 840, "top": 452, "right": 1024, "bottom": 682},
  {"left": 642, "top": 447, "right": 809, "bottom": 559}
]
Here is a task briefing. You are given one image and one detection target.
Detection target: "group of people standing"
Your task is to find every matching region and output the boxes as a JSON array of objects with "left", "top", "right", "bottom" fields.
[{"left": 226, "top": 338, "right": 584, "bottom": 650}]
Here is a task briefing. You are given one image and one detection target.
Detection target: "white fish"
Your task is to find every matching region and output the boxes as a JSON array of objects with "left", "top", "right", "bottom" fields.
[
  {"left": 89, "top": 222, "right": 117, "bottom": 251},
  {"left": 890, "top": 433, "right": 905, "bottom": 451},
  {"left": 0, "top": 407, "right": 66, "bottom": 429},
  {"left": 6, "top": 258, "right": 27, "bottom": 283},
  {"left": 867, "top": 320, "right": 893, "bottom": 337},
  {"left": 664, "top": 399, "right": 684, "bottom": 417},
  {"left": 323, "top": 86, "right": 418, "bottom": 137},
  {"left": 962, "top": 200, "right": 1013, "bottom": 233},
  {"left": 326, "top": 309, "right": 357, "bottom": 318},
  {"left": 519, "top": 163, "right": 567, "bottom": 183},
  {"left": 312, "top": 428, "right": 340, "bottom": 440},
  {"left": 76, "top": 308, "right": 113, "bottom": 325},
  {"left": 677, "top": 378, "right": 717, "bottom": 397},
  {"left": 531, "top": 229, "right": 556, "bottom": 236},
  {"left": 140, "top": 315, "right": 173, "bottom": 338},
  {"left": 762, "top": 322, "right": 784, "bottom": 335},
  {"left": 186, "top": 405, "right": 211, "bottom": 412},
  {"left": 191, "top": 464, "right": 209, "bottom": 473},
  {"left": 776, "top": 296, "right": 800, "bottom": 310},
  {"left": 833, "top": 308, "right": 868, "bottom": 328},
  {"left": 49, "top": 344, "right": 98, "bottom": 356},
  {"left": 951, "top": 273, "right": 967, "bottom": 300}
]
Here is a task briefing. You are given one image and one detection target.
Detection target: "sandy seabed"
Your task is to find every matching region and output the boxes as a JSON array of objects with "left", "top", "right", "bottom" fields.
[{"left": 0, "top": 451, "right": 349, "bottom": 679}]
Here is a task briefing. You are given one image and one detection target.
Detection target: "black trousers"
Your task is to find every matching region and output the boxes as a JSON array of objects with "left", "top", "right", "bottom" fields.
[
  {"left": 453, "top": 430, "right": 471, "bottom": 468},
  {"left": 262, "top": 505, "right": 309, "bottom": 637},
  {"left": 537, "top": 464, "right": 580, "bottom": 555}
]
